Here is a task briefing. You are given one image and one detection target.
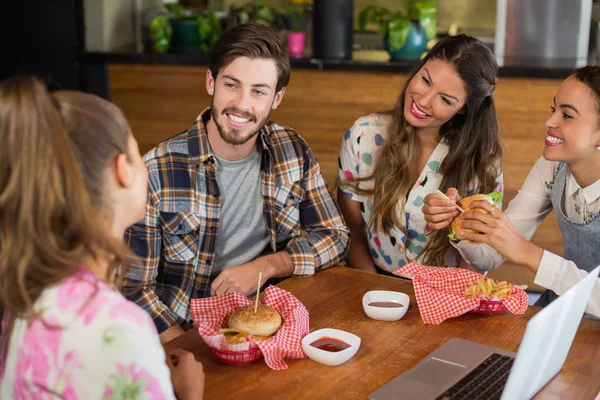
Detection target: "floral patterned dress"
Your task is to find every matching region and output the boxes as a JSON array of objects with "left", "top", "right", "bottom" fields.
[
  {"left": 337, "top": 113, "right": 503, "bottom": 272},
  {"left": 0, "top": 269, "right": 175, "bottom": 399}
]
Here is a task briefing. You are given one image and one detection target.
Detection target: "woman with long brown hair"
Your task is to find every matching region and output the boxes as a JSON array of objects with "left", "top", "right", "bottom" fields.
[
  {"left": 0, "top": 76, "right": 204, "bottom": 399},
  {"left": 337, "top": 35, "right": 503, "bottom": 274}
]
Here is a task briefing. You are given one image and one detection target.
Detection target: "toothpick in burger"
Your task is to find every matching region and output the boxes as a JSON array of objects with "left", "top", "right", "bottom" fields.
[{"left": 220, "top": 304, "right": 282, "bottom": 344}]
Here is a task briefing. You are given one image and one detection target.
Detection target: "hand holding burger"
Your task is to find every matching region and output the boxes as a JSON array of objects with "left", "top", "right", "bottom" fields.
[
  {"left": 450, "top": 193, "right": 544, "bottom": 271},
  {"left": 423, "top": 188, "right": 463, "bottom": 231},
  {"left": 448, "top": 192, "right": 502, "bottom": 242}
]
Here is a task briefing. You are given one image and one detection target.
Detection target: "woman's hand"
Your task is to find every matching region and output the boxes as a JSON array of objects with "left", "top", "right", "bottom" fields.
[
  {"left": 422, "top": 188, "right": 461, "bottom": 231},
  {"left": 167, "top": 349, "right": 205, "bottom": 400},
  {"left": 457, "top": 200, "right": 543, "bottom": 272}
]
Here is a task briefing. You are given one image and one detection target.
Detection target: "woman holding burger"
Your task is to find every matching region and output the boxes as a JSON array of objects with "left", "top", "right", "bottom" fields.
[
  {"left": 423, "top": 66, "right": 600, "bottom": 317},
  {"left": 337, "top": 34, "right": 503, "bottom": 274}
]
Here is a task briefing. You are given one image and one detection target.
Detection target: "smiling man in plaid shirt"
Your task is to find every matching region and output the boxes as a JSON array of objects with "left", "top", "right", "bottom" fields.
[{"left": 123, "top": 23, "right": 350, "bottom": 342}]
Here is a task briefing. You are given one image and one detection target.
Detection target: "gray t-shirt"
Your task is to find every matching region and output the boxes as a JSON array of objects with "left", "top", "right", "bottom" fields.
[{"left": 212, "top": 146, "right": 270, "bottom": 276}]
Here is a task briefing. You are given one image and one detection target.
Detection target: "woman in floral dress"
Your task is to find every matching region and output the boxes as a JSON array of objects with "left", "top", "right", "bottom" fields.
[{"left": 0, "top": 77, "right": 204, "bottom": 399}]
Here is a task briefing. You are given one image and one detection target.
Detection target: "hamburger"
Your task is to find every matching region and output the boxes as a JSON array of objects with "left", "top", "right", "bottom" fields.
[
  {"left": 220, "top": 304, "right": 282, "bottom": 343},
  {"left": 448, "top": 192, "right": 502, "bottom": 242}
]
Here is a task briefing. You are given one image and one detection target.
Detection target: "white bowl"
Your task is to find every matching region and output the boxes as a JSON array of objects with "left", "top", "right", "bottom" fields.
[
  {"left": 362, "top": 290, "right": 410, "bottom": 321},
  {"left": 301, "top": 328, "right": 361, "bottom": 366}
]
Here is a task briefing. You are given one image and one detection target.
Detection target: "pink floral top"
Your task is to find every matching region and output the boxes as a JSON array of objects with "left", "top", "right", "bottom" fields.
[{"left": 0, "top": 269, "right": 176, "bottom": 399}]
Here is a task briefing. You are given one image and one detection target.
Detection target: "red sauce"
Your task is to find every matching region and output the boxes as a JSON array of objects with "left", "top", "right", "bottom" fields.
[
  {"left": 368, "top": 301, "right": 404, "bottom": 308},
  {"left": 310, "top": 336, "right": 351, "bottom": 352}
]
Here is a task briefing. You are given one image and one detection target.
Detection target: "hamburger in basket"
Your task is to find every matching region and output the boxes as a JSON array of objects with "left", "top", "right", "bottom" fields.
[
  {"left": 219, "top": 303, "right": 282, "bottom": 344},
  {"left": 190, "top": 286, "right": 309, "bottom": 370}
]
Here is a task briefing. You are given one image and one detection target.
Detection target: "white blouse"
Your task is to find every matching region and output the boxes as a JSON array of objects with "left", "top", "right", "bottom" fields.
[{"left": 454, "top": 156, "right": 600, "bottom": 317}]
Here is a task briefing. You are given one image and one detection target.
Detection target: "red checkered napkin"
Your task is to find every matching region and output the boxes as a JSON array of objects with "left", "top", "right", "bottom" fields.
[
  {"left": 392, "top": 263, "right": 528, "bottom": 325},
  {"left": 190, "top": 285, "right": 309, "bottom": 370}
]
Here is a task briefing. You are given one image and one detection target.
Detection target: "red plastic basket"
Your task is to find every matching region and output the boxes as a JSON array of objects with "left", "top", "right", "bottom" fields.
[
  {"left": 209, "top": 346, "right": 263, "bottom": 366},
  {"left": 470, "top": 299, "right": 507, "bottom": 315}
]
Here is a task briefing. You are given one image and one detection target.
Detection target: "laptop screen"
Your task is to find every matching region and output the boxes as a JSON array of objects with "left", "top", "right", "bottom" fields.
[{"left": 500, "top": 265, "right": 600, "bottom": 400}]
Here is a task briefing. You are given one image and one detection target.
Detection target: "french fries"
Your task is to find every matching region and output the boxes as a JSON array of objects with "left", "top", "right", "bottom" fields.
[{"left": 464, "top": 278, "right": 528, "bottom": 299}]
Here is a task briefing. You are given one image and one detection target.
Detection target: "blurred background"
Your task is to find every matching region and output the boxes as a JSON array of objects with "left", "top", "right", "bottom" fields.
[
  {"left": 7, "top": 0, "right": 600, "bottom": 93},
  {"left": 4, "top": 0, "right": 600, "bottom": 294}
]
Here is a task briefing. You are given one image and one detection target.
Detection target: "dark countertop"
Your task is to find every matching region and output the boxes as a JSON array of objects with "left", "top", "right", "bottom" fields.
[{"left": 84, "top": 50, "right": 576, "bottom": 80}]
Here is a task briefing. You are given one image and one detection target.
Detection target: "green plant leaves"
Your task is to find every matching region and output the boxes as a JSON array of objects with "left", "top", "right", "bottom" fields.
[
  {"left": 358, "top": 5, "right": 421, "bottom": 52},
  {"left": 387, "top": 15, "right": 410, "bottom": 53},
  {"left": 358, "top": 6, "right": 392, "bottom": 35},
  {"left": 407, "top": 0, "right": 435, "bottom": 20},
  {"left": 197, "top": 12, "right": 223, "bottom": 54},
  {"left": 419, "top": 16, "right": 437, "bottom": 40},
  {"left": 255, "top": 4, "right": 277, "bottom": 25},
  {"left": 359, "top": 1, "right": 436, "bottom": 54},
  {"left": 165, "top": 3, "right": 183, "bottom": 19},
  {"left": 408, "top": 0, "right": 437, "bottom": 40},
  {"left": 227, "top": 2, "right": 282, "bottom": 30},
  {"left": 149, "top": 16, "right": 172, "bottom": 54},
  {"left": 150, "top": 9, "right": 223, "bottom": 54},
  {"left": 238, "top": 10, "right": 250, "bottom": 24}
]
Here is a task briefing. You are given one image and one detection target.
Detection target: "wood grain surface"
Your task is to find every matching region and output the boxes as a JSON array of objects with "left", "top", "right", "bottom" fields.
[{"left": 163, "top": 267, "right": 600, "bottom": 400}]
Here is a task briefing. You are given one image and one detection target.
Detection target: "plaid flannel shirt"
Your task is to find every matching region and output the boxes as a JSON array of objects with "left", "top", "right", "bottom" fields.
[{"left": 123, "top": 109, "right": 349, "bottom": 333}]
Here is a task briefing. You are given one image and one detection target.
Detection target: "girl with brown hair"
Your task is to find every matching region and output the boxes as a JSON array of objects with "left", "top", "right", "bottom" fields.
[
  {"left": 0, "top": 76, "right": 204, "bottom": 399},
  {"left": 337, "top": 35, "right": 503, "bottom": 274}
]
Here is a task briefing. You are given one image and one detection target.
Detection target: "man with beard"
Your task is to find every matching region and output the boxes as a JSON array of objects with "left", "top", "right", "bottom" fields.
[{"left": 123, "top": 23, "right": 350, "bottom": 342}]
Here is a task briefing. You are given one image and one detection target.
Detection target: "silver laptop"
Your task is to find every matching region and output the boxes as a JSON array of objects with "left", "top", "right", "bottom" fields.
[{"left": 370, "top": 266, "right": 600, "bottom": 400}]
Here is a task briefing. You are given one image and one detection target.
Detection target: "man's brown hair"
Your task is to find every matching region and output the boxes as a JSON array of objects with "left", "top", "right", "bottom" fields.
[{"left": 209, "top": 23, "right": 290, "bottom": 92}]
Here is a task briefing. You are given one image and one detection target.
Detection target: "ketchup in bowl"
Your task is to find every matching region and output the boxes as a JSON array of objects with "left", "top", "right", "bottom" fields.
[
  {"left": 368, "top": 301, "right": 404, "bottom": 308},
  {"left": 310, "top": 336, "right": 351, "bottom": 352}
]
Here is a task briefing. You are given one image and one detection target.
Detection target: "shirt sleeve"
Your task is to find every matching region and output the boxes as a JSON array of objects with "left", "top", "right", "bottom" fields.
[
  {"left": 284, "top": 143, "right": 350, "bottom": 276},
  {"left": 535, "top": 251, "right": 600, "bottom": 318},
  {"left": 454, "top": 157, "right": 555, "bottom": 271},
  {"left": 122, "top": 184, "right": 182, "bottom": 334}
]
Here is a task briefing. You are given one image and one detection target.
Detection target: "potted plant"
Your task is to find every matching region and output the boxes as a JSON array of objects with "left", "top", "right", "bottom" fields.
[
  {"left": 358, "top": 0, "right": 436, "bottom": 60},
  {"left": 225, "top": 1, "right": 285, "bottom": 31},
  {"left": 286, "top": 0, "right": 311, "bottom": 59},
  {"left": 408, "top": 0, "right": 436, "bottom": 44},
  {"left": 149, "top": 2, "right": 223, "bottom": 54}
]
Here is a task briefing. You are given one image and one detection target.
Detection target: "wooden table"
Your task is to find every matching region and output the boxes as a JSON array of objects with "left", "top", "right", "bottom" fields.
[{"left": 164, "top": 267, "right": 600, "bottom": 400}]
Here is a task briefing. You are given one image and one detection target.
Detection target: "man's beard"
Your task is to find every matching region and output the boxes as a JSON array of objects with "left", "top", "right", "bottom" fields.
[{"left": 211, "top": 103, "right": 268, "bottom": 146}]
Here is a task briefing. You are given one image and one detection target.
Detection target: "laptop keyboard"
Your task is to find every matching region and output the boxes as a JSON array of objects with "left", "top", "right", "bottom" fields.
[{"left": 435, "top": 353, "right": 515, "bottom": 400}]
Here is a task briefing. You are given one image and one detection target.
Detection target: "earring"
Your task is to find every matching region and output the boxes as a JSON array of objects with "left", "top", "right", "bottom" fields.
[{"left": 597, "top": 145, "right": 600, "bottom": 151}]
